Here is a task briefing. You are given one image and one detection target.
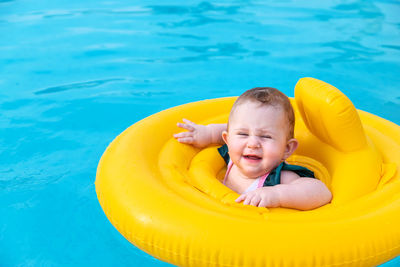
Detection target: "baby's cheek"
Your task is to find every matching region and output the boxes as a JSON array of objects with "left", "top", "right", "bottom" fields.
[
  {"left": 264, "top": 144, "right": 282, "bottom": 157},
  {"left": 227, "top": 144, "right": 242, "bottom": 158}
]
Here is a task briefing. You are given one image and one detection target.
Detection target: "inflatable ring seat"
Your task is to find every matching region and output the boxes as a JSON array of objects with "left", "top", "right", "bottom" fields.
[{"left": 96, "top": 77, "right": 400, "bottom": 266}]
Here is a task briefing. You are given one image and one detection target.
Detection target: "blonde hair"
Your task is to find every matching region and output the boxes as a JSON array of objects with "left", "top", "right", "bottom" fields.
[{"left": 229, "top": 87, "right": 295, "bottom": 139}]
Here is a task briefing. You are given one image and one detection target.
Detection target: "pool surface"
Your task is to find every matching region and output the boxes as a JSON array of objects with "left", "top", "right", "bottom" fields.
[{"left": 1, "top": 0, "right": 400, "bottom": 266}]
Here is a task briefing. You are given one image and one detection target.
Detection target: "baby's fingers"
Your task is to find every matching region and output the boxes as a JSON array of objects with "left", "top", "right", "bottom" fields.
[
  {"left": 258, "top": 198, "right": 271, "bottom": 208},
  {"left": 177, "top": 122, "right": 195, "bottom": 131},
  {"left": 235, "top": 194, "right": 246, "bottom": 203},
  {"left": 249, "top": 195, "right": 261, "bottom": 206},
  {"left": 236, "top": 193, "right": 255, "bottom": 205},
  {"left": 182, "top": 118, "right": 197, "bottom": 126},
  {"left": 173, "top": 131, "right": 194, "bottom": 138},
  {"left": 173, "top": 131, "right": 194, "bottom": 144},
  {"left": 242, "top": 194, "right": 256, "bottom": 206},
  {"left": 175, "top": 137, "right": 194, "bottom": 144}
]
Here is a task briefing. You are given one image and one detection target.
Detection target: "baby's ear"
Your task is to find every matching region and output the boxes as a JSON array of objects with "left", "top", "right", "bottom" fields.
[
  {"left": 283, "top": 138, "right": 298, "bottom": 160},
  {"left": 222, "top": 131, "right": 229, "bottom": 144}
]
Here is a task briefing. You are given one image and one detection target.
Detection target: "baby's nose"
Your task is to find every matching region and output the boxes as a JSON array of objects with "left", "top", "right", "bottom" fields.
[{"left": 247, "top": 136, "right": 260, "bottom": 148}]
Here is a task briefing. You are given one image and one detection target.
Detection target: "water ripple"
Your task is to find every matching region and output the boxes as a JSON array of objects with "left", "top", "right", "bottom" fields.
[
  {"left": 333, "top": 2, "right": 383, "bottom": 19},
  {"left": 3, "top": 7, "right": 151, "bottom": 24},
  {"left": 164, "top": 42, "right": 269, "bottom": 62},
  {"left": 5, "top": 10, "right": 73, "bottom": 23},
  {"left": 148, "top": 2, "right": 240, "bottom": 16},
  {"left": 180, "top": 43, "right": 246, "bottom": 54},
  {"left": 0, "top": 166, "right": 68, "bottom": 192},
  {"left": 382, "top": 45, "right": 400, "bottom": 51},
  {"left": 158, "top": 16, "right": 231, "bottom": 28},
  {"left": 158, "top": 32, "right": 208, "bottom": 40},
  {"left": 34, "top": 78, "right": 125, "bottom": 95},
  {"left": 315, "top": 41, "right": 384, "bottom": 68},
  {"left": 324, "top": 41, "right": 382, "bottom": 55},
  {"left": 149, "top": 2, "right": 239, "bottom": 28},
  {"left": 67, "top": 27, "right": 147, "bottom": 35}
]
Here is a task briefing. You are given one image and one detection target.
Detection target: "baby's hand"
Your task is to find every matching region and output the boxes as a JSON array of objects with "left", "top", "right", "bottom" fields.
[
  {"left": 173, "top": 119, "right": 212, "bottom": 148},
  {"left": 236, "top": 187, "right": 281, "bottom": 208}
]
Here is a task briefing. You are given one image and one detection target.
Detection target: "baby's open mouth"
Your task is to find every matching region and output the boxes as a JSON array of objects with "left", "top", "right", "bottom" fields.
[{"left": 243, "top": 155, "right": 262, "bottom": 160}]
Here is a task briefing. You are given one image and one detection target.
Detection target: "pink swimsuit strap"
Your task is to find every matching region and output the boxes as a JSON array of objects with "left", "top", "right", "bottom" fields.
[
  {"left": 222, "top": 160, "right": 234, "bottom": 185},
  {"left": 257, "top": 172, "right": 269, "bottom": 188}
]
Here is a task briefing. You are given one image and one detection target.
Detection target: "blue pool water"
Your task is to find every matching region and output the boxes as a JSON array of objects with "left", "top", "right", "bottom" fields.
[{"left": 1, "top": 0, "right": 400, "bottom": 266}]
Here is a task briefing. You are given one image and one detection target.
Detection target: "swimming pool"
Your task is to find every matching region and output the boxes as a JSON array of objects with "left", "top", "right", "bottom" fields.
[{"left": 1, "top": 0, "right": 399, "bottom": 266}]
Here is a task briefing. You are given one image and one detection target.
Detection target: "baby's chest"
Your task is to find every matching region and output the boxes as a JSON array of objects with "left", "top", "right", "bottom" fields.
[{"left": 225, "top": 170, "right": 259, "bottom": 194}]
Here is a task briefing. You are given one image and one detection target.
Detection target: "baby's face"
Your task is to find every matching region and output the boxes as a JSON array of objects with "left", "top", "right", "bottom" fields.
[{"left": 223, "top": 101, "right": 291, "bottom": 178}]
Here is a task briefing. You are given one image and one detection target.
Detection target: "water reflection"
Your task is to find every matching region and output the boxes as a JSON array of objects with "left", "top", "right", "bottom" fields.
[
  {"left": 148, "top": 2, "right": 240, "bottom": 16},
  {"left": 157, "top": 32, "right": 208, "bottom": 40},
  {"left": 149, "top": 2, "right": 239, "bottom": 28},
  {"left": 34, "top": 78, "right": 125, "bottom": 95},
  {"left": 165, "top": 42, "right": 269, "bottom": 62},
  {"left": 316, "top": 41, "right": 384, "bottom": 68}
]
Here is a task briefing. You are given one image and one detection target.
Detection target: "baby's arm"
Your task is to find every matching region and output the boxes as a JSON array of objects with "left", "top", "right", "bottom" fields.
[
  {"left": 173, "top": 119, "right": 226, "bottom": 148},
  {"left": 236, "top": 171, "right": 332, "bottom": 210}
]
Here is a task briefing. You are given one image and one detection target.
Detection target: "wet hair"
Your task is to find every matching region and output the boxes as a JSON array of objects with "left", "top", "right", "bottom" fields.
[{"left": 229, "top": 87, "right": 295, "bottom": 139}]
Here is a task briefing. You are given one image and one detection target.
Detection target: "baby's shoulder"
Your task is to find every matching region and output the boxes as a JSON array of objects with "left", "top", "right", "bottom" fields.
[{"left": 280, "top": 170, "right": 300, "bottom": 184}]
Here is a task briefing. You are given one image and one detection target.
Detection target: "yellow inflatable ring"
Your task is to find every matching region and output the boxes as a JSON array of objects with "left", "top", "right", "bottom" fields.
[{"left": 96, "top": 77, "right": 400, "bottom": 266}]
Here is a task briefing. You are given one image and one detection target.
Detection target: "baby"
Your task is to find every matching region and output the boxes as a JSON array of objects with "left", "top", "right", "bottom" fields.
[{"left": 174, "top": 87, "right": 332, "bottom": 210}]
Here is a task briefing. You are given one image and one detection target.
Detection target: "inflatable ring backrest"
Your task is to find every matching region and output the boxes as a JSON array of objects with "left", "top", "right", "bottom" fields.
[{"left": 294, "top": 78, "right": 382, "bottom": 204}]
